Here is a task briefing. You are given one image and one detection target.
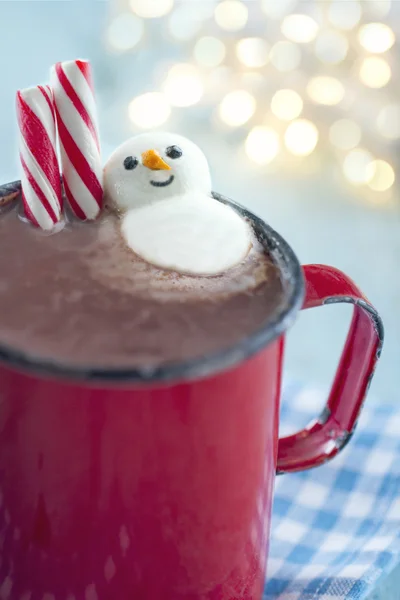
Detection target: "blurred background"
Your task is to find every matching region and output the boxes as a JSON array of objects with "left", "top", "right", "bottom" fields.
[{"left": 0, "top": 0, "right": 398, "bottom": 405}]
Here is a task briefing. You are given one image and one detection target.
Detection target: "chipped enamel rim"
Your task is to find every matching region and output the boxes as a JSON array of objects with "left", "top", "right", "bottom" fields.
[{"left": 0, "top": 189, "right": 305, "bottom": 385}]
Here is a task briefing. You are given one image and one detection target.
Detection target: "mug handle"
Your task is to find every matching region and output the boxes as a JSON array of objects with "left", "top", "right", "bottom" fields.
[{"left": 276, "top": 264, "right": 384, "bottom": 474}]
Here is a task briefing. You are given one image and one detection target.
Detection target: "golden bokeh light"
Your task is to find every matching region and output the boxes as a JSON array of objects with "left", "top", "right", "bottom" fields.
[
  {"left": 284, "top": 120, "right": 319, "bottom": 156},
  {"left": 194, "top": 37, "right": 226, "bottom": 68},
  {"left": 366, "top": 160, "right": 395, "bottom": 191},
  {"left": 359, "top": 56, "right": 391, "bottom": 88},
  {"left": 329, "top": 119, "right": 362, "bottom": 150},
  {"left": 261, "top": 0, "right": 297, "bottom": 19},
  {"left": 307, "top": 76, "right": 345, "bottom": 106},
  {"left": 271, "top": 89, "right": 303, "bottom": 121},
  {"left": 328, "top": 1, "right": 362, "bottom": 30},
  {"left": 269, "top": 41, "right": 301, "bottom": 72},
  {"left": 106, "top": 13, "right": 144, "bottom": 52},
  {"left": 236, "top": 38, "right": 269, "bottom": 68},
  {"left": 163, "top": 64, "right": 204, "bottom": 107},
  {"left": 129, "top": 93, "right": 171, "bottom": 128},
  {"left": 358, "top": 23, "right": 395, "bottom": 53},
  {"left": 281, "top": 14, "right": 319, "bottom": 44},
  {"left": 218, "top": 90, "right": 256, "bottom": 126},
  {"left": 214, "top": 0, "right": 248, "bottom": 31},
  {"left": 342, "top": 149, "right": 374, "bottom": 184},
  {"left": 376, "top": 104, "right": 400, "bottom": 139},
  {"left": 314, "top": 30, "right": 349, "bottom": 64},
  {"left": 130, "top": 0, "right": 174, "bottom": 19},
  {"left": 245, "top": 126, "right": 280, "bottom": 165}
]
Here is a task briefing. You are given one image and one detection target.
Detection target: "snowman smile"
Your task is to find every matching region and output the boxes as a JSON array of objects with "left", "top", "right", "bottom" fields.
[{"left": 150, "top": 175, "right": 175, "bottom": 188}]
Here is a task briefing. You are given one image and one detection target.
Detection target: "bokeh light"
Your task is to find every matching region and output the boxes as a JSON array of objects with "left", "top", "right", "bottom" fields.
[
  {"left": 218, "top": 90, "right": 256, "bottom": 126},
  {"left": 214, "top": 0, "right": 248, "bottom": 31},
  {"left": 328, "top": 1, "right": 362, "bottom": 30},
  {"left": 314, "top": 30, "right": 349, "bottom": 64},
  {"left": 281, "top": 14, "right": 319, "bottom": 43},
  {"left": 329, "top": 119, "right": 362, "bottom": 150},
  {"left": 106, "top": 13, "right": 144, "bottom": 52},
  {"left": 307, "top": 76, "right": 345, "bottom": 106},
  {"left": 376, "top": 104, "right": 400, "bottom": 139},
  {"left": 163, "top": 64, "right": 203, "bottom": 107},
  {"left": 359, "top": 56, "right": 391, "bottom": 88},
  {"left": 245, "top": 126, "right": 280, "bottom": 165},
  {"left": 271, "top": 89, "right": 303, "bottom": 121},
  {"left": 342, "top": 149, "right": 374, "bottom": 184},
  {"left": 130, "top": 0, "right": 174, "bottom": 19},
  {"left": 236, "top": 38, "right": 269, "bottom": 68},
  {"left": 269, "top": 41, "right": 301, "bottom": 72},
  {"left": 129, "top": 93, "right": 171, "bottom": 128},
  {"left": 284, "top": 120, "right": 319, "bottom": 156},
  {"left": 261, "top": 0, "right": 297, "bottom": 19},
  {"left": 366, "top": 159, "right": 395, "bottom": 191},
  {"left": 194, "top": 37, "right": 226, "bottom": 68},
  {"left": 358, "top": 23, "right": 395, "bottom": 53},
  {"left": 168, "top": 9, "right": 201, "bottom": 40},
  {"left": 364, "top": 0, "right": 392, "bottom": 19}
]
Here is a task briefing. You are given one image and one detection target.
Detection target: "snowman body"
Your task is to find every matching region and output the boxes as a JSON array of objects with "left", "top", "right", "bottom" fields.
[{"left": 104, "top": 132, "right": 251, "bottom": 276}]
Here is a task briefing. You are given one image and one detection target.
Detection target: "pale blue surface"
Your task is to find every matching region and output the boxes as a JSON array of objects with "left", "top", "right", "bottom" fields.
[{"left": 0, "top": 2, "right": 399, "bottom": 598}]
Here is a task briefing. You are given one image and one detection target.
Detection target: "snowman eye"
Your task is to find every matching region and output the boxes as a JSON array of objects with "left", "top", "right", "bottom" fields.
[
  {"left": 165, "top": 145, "right": 183, "bottom": 159},
  {"left": 124, "top": 156, "right": 139, "bottom": 170}
]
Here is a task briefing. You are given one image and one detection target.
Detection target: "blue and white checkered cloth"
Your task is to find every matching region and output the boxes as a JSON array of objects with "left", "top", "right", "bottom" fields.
[{"left": 265, "top": 381, "right": 400, "bottom": 600}]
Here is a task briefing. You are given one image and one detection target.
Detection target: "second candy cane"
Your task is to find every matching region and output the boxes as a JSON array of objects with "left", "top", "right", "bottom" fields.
[{"left": 51, "top": 59, "right": 103, "bottom": 220}]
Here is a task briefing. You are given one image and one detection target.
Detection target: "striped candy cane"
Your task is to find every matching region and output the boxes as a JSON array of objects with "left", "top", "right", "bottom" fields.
[
  {"left": 51, "top": 59, "right": 103, "bottom": 220},
  {"left": 16, "top": 85, "right": 63, "bottom": 230}
]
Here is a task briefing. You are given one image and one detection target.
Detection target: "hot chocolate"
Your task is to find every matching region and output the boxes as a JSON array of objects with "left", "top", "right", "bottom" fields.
[{"left": 0, "top": 190, "right": 285, "bottom": 370}]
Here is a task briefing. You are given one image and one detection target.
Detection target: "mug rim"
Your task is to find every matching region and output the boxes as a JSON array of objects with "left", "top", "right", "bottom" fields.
[{"left": 0, "top": 191, "right": 305, "bottom": 384}]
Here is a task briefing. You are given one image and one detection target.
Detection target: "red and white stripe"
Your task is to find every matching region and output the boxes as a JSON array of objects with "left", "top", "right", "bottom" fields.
[
  {"left": 51, "top": 59, "right": 103, "bottom": 220},
  {"left": 16, "top": 85, "right": 63, "bottom": 230}
]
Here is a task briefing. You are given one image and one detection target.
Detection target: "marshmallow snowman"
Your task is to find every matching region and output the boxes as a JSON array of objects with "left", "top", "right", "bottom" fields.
[{"left": 104, "top": 132, "right": 251, "bottom": 276}]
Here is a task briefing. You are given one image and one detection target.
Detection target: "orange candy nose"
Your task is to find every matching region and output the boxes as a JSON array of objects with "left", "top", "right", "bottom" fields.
[{"left": 141, "top": 149, "right": 171, "bottom": 171}]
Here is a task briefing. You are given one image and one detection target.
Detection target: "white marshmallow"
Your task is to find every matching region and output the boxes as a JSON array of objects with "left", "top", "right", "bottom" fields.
[
  {"left": 104, "top": 132, "right": 212, "bottom": 211},
  {"left": 121, "top": 192, "right": 252, "bottom": 276}
]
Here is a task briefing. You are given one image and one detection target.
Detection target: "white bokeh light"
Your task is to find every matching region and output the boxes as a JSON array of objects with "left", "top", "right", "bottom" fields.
[
  {"left": 245, "top": 127, "right": 280, "bottom": 165},
  {"left": 343, "top": 149, "right": 374, "bottom": 184},
  {"left": 271, "top": 89, "right": 303, "bottom": 121},
  {"left": 281, "top": 14, "right": 319, "bottom": 43},
  {"left": 261, "top": 0, "right": 297, "bottom": 19},
  {"left": 359, "top": 57, "right": 391, "bottom": 88},
  {"left": 315, "top": 30, "right": 349, "bottom": 64},
  {"left": 194, "top": 37, "right": 226, "bottom": 68},
  {"left": 269, "top": 41, "right": 301, "bottom": 72},
  {"left": 377, "top": 104, "right": 400, "bottom": 139},
  {"left": 106, "top": 13, "right": 144, "bottom": 52},
  {"left": 236, "top": 38, "right": 269, "bottom": 68},
  {"left": 214, "top": 0, "right": 248, "bottom": 31},
  {"left": 130, "top": 0, "right": 174, "bottom": 18},
  {"left": 328, "top": 1, "right": 362, "bottom": 30},
  {"left": 284, "top": 120, "right": 319, "bottom": 156},
  {"left": 307, "top": 76, "right": 345, "bottom": 106},
  {"left": 218, "top": 90, "right": 256, "bottom": 126},
  {"left": 364, "top": 0, "right": 391, "bottom": 18},
  {"left": 163, "top": 64, "right": 204, "bottom": 107},
  {"left": 358, "top": 23, "right": 395, "bottom": 53},
  {"left": 168, "top": 2, "right": 214, "bottom": 41},
  {"left": 129, "top": 93, "right": 171, "bottom": 128}
]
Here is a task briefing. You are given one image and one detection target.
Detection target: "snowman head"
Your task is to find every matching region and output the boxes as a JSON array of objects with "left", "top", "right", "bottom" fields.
[{"left": 104, "top": 132, "right": 212, "bottom": 211}]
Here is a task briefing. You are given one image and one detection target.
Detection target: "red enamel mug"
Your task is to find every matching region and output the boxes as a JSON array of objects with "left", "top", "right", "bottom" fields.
[{"left": 0, "top": 192, "right": 383, "bottom": 600}]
